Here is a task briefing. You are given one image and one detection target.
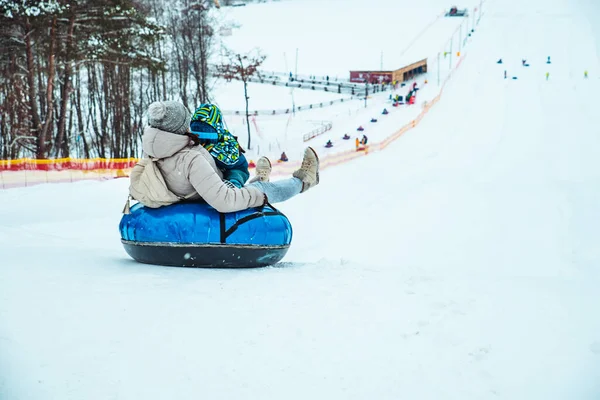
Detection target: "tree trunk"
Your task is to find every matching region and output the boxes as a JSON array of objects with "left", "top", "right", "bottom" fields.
[
  {"left": 239, "top": 55, "right": 251, "bottom": 150},
  {"left": 38, "top": 16, "right": 57, "bottom": 159},
  {"left": 198, "top": 20, "right": 209, "bottom": 103},
  {"left": 56, "top": 11, "right": 75, "bottom": 158},
  {"left": 179, "top": 57, "right": 189, "bottom": 110},
  {"left": 88, "top": 64, "right": 103, "bottom": 158},
  {"left": 244, "top": 79, "right": 251, "bottom": 150},
  {"left": 24, "top": 18, "right": 42, "bottom": 150}
]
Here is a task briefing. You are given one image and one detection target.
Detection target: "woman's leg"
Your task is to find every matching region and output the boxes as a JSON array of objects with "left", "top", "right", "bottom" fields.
[
  {"left": 248, "top": 178, "right": 303, "bottom": 203},
  {"left": 248, "top": 146, "right": 320, "bottom": 202}
]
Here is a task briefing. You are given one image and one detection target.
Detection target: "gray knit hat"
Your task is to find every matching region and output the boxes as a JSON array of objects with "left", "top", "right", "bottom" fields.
[{"left": 147, "top": 101, "right": 191, "bottom": 135}]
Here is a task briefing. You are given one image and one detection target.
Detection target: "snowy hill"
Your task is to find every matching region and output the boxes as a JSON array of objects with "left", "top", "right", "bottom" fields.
[
  {"left": 1, "top": 0, "right": 600, "bottom": 399},
  {"left": 208, "top": 0, "right": 470, "bottom": 162}
]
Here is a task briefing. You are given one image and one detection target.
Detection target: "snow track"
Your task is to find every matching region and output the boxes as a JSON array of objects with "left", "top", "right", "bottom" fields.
[{"left": 1, "top": 0, "right": 600, "bottom": 399}]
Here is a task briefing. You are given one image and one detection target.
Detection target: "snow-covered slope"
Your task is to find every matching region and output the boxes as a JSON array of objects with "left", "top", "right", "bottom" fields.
[
  {"left": 216, "top": 0, "right": 473, "bottom": 76},
  {"left": 1, "top": 0, "right": 600, "bottom": 399},
  {"left": 209, "top": 0, "right": 470, "bottom": 162}
]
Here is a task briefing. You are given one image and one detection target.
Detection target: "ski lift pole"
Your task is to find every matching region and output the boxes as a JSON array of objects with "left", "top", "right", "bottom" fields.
[{"left": 295, "top": 48, "right": 298, "bottom": 77}]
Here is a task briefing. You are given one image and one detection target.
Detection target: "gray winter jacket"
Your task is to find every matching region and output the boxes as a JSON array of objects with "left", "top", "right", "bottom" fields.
[{"left": 142, "top": 126, "right": 265, "bottom": 213}]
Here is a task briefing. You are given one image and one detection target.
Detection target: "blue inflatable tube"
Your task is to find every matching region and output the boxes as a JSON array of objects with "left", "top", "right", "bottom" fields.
[{"left": 119, "top": 202, "right": 293, "bottom": 268}]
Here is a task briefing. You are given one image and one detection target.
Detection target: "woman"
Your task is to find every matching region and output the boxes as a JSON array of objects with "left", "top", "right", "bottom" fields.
[{"left": 139, "top": 100, "right": 319, "bottom": 213}]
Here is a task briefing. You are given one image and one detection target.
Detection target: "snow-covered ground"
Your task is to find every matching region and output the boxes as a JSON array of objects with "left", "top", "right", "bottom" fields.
[{"left": 2, "top": 0, "right": 600, "bottom": 399}]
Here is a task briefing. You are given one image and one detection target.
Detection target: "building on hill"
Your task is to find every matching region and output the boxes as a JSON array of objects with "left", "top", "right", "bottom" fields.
[{"left": 349, "top": 58, "right": 428, "bottom": 84}]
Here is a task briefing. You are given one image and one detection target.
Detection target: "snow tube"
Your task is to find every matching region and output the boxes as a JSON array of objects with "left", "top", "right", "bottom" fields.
[{"left": 119, "top": 202, "right": 293, "bottom": 268}]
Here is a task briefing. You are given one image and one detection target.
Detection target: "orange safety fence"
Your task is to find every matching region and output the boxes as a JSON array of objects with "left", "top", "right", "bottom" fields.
[
  {"left": 0, "top": 158, "right": 137, "bottom": 189},
  {"left": 0, "top": 158, "right": 138, "bottom": 171},
  {"left": 1, "top": 54, "right": 467, "bottom": 190}
]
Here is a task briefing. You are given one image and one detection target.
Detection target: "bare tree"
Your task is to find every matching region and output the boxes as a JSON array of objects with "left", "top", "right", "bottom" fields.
[
  {"left": 0, "top": 0, "right": 218, "bottom": 160},
  {"left": 217, "top": 49, "right": 265, "bottom": 149},
  {"left": 166, "top": 0, "right": 215, "bottom": 110}
]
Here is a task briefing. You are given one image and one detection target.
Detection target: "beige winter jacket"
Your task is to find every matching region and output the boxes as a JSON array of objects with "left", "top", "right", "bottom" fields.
[{"left": 142, "top": 126, "right": 265, "bottom": 213}]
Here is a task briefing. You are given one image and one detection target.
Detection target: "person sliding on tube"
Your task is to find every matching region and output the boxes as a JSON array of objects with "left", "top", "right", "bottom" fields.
[{"left": 138, "top": 101, "right": 320, "bottom": 213}]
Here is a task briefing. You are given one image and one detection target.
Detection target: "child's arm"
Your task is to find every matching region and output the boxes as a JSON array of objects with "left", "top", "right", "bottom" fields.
[{"left": 221, "top": 155, "right": 250, "bottom": 188}]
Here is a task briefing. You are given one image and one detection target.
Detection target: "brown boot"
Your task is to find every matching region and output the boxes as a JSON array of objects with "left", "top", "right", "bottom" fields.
[
  {"left": 249, "top": 156, "right": 272, "bottom": 183},
  {"left": 293, "top": 147, "right": 320, "bottom": 193}
]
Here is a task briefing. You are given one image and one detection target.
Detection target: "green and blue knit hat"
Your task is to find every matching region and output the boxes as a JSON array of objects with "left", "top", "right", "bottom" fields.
[{"left": 190, "top": 103, "right": 224, "bottom": 141}]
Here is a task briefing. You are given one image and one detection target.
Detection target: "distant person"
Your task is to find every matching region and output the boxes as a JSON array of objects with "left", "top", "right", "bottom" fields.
[
  {"left": 279, "top": 151, "right": 289, "bottom": 162},
  {"left": 546, "top": 72, "right": 550, "bottom": 80},
  {"left": 343, "top": 133, "right": 351, "bottom": 140},
  {"left": 325, "top": 140, "right": 333, "bottom": 148},
  {"left": 504, "top": 70, "right": 507, "bottom": 79},
  {"left": 584, "top": 70, "right": 588, "bottom": 79},
  {"left": 361, "top": 135, "right": 368, "bottom": 145}
]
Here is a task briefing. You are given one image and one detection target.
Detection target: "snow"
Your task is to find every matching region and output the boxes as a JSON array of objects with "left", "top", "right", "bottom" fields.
[
  {"left": 24, "top": 6, "right": 40, "bottom": 16},
  {"left": 215, "top": 0, "right": 471, "bottom": 76},
  {"left": 2, "top": 0, "right": 600, "bottom": 399},
  {"left": 0, "top": 0, "right": 67, "bottom": 17},
  {"left": 87, "top": 36, "right": 103, "bottom": 48}
]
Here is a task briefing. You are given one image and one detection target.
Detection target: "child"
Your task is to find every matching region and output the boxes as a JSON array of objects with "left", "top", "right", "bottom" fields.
[{"left": 189, "top": 103, "right": 270, "bottom": 187}]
